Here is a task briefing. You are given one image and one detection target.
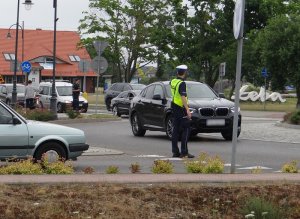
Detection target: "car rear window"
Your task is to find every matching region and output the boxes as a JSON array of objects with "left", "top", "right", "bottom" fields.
[{"left": 130, "top": 84, "right": 146, "bottom": 90}]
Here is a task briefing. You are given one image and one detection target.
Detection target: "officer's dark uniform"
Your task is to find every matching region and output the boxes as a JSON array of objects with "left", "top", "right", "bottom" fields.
[
  {"left": 170, "top": 77, "right": 191, "bottom": 157},
  {"left": 72, "top": 81, "right": 80, "bottom": 111}
]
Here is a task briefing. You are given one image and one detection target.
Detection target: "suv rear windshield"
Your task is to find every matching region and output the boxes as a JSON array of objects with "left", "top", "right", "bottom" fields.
[
  {"left": 165, "top": 83, "right": 217, "bottom": 98},
  {"left": 130, "top": 84, "right": 146, "bottom": 90},
  {"left": 57, "top": 86, "right": 72, "bottom": 96}
]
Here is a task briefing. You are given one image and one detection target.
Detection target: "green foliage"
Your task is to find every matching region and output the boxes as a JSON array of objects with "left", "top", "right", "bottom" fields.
[
  {"left": 250, "top": 166, "right": 263, "bottom": 174},
  {"left": 105, "top": 165, "right": 119, "bottom": 174},
  {"left": 240, "top": 197, "right": 284, "bottom": 219},
  {"left": 66, "top": 110, "right": 81, "bottom": 119},
  {"left": 281, "top": 160, "right": 298, "bottom": 173},
  {"left": 18, "top": 109, "right": 55, "bottom": 121},
  {"left": 185, "top": 152, "right": 224, "bottom": 174},
  {"left": 284, "top": 110, "right": 300, "bottom": 124},
  {"left": 0, "top": 156, "right": 74, "bottom": 175},
  {"left": 0, "top": 159, "right": 43, "bottom": 175},
  {"left": 151, "top": 160, "right": 174, "bottom": 174},
  {"left": 130, "top": 162, "right": 141, "bottom": 174}
]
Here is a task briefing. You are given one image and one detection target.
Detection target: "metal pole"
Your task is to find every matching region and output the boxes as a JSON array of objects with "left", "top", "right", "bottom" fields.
[
  {"left": 95, "top": 47, "right": 101, "bottom": 114},
  {"left": 12, "top": 0, "right": 21, "bottom": 109},
  {"left": 22, "top": 21, "right": 26, "bottom": 84},
  {"left": 50, "top": 0, "right": 58, "bottom": 118},
  {"left": 264, "top": 77, "right": 266, "bottom": 110},
  {"left": 231, "top": 0, "right": 245, "bottom": 174},
  {"left": 83, "top": 60, "right": 86, "bottom": 92}
]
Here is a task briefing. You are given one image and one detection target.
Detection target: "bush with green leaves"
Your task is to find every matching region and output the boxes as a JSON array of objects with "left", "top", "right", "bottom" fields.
[
  {"left": 240, "top": 197, "right": 284, "bottom": 219},
  {"left": 281, "top": 160, "right": 298, "bottom": 173},
  {"left": 185, "top": 152, "right": 224, "bottom": 174},
  {"left": 18, "top": 109, "right": 55, "bottom": 121},
  {"left": 66, "top": 110, "right": 81, "bottom": 119},
  {"left": 283, "top": 110, "right": 300, "bottom": 125},
  {"left": 41, "top": 155, "right": 74, "bottom": 174},
  {"left": 151, "top": 160, "right": 174, "bottom": 174},
  {"left": 105, "top": 165, "right": 119, "bottom": 174}
]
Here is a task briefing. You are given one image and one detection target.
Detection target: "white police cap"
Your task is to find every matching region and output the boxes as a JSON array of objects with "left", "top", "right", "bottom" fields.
[{"left": 176, "top": 64, "right": 188, "bottom": 70}]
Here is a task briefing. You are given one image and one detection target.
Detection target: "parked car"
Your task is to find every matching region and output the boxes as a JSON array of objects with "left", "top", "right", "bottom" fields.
[
  {"left": 111, "top": 90, "right": 141, "bottom": 117},
  {"left": 0, "top": 84, "right": 26, "bottom": 106},
  {"left": 129, "top": 81, "right": 241, "bottom": 141},
  {"left": 0, "top": 100, "right": 89, "bottom": 161},
  {"left": 39, "top": 81, "right": 88, "bottom": 113},
  {"left": 104, "top": 83, "right": 146, "bottom": 111}
]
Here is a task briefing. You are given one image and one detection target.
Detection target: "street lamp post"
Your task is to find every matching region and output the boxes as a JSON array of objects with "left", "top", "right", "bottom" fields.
[
  {"left": 50, "top": 0, "right": 58, "bottom": 119},
  {"left": 7, "top": 21, "right": 25, "bottom": 82},
  {"left": 11, "top": 0, "right": 32, "bottom": 108}
]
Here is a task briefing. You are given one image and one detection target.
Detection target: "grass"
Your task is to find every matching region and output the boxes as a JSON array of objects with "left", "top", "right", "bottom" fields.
[
  {"left": 240, "top": 98, "right": 297, "bottom": 112},
  {"left": 0, "top": 183, "right": 298, "bottom": 218},
  {"left": 86, "top": 93, "right": 105, "bottom": 105}
]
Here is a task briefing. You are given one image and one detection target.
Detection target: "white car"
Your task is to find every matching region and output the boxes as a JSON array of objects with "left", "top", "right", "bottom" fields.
[
  {"left": 39, "top": 81, "right": 88, "bottom": 113},
  {"left": 0, "top": 100, "right": 89, "bottom": 161}
]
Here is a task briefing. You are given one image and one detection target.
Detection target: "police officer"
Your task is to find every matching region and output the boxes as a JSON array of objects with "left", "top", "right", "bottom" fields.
[
  {"left": 72, "top": 78, "right": 80, "bottom": 111},
  {"left": 170, "top": 65, "right": 195, "bottom": 158}
]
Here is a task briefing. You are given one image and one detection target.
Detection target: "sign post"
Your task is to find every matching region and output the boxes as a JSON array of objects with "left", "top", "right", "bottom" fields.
[
  {"left": 231, "top": 0, "right": 245, "bottom": 174},
  {"left": 262, "top": 68, "right": 268, "bottom": 110},
  {"left": 219, "top": 62, "right": 226, "bottom": 92}
]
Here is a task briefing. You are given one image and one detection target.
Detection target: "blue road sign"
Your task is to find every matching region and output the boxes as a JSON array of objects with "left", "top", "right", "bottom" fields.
[
  {"left": 21, "top": 61, "right": 32, "bottom": 73},
  {"left": 262, "top": 67, "right": 268, "bottom": 78}
]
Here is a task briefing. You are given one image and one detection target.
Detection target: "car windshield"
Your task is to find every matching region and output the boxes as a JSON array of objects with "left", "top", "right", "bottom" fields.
[
  {"left": 165, "top": 83, "right": 217, "bottom": 98},
  {"left": 57, "top": 86, "right": 73, "bottom": 96},
  {"left": 130, "top": 84, "right": 146, "bottom": 90},
  {"left": 6, "top": 85, "right": 25, "bottom": 93}
]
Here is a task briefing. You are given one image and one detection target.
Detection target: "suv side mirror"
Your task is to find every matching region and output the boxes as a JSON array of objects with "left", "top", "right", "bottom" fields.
[
  {"left": 153, "top": 94, "right": 162, "bottom": 100},
  {"left": 218, "top": 93, "right": 225, "bottom": 98}
]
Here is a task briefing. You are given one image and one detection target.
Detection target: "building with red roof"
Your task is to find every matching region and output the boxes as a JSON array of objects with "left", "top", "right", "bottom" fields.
[{"left": 0, "top": 28, "right": 96, "bottom": 92}]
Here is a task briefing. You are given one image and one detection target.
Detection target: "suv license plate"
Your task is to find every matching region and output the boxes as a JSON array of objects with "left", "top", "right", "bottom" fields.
[{"left": 206, "top": 119, "right": 225, "bottom": 126}]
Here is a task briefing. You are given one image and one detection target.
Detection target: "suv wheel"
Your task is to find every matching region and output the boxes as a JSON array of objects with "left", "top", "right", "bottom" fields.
[
  {"left": 221, "top": 128, "right": 241, "bottom": 141},
  {"left": 165, "top": 115, "right": 173, "bottom": 140},
  {"left": 34, "top": 142, "right": 67, "bottom": 162},
  {"left": 112, "top": 105, "right": 121, "bottom": 117},
  {"left": 131, "top": 112, "right": 146, "bottom": 136}
]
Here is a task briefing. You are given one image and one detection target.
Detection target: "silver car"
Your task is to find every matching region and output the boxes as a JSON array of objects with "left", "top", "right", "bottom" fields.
[
  {"left": 0, "top": 84, "right": 26, "bottom": 106},
  {"left": 0, "top": 100, "right": 89, "bottom": 161}
]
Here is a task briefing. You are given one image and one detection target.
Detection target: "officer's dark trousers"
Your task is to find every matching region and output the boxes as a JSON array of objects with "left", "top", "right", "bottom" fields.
[{"left": 171, "top": 112, "right": 191, "bottom": 155}]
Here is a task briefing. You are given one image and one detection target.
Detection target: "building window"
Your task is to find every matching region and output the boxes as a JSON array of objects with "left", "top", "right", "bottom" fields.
[
  {"left": 3, "top": 53, "right": 15, "bottom": 61},
  {"left": 69, "top": 55, "right": 80, "bottom": 62}
]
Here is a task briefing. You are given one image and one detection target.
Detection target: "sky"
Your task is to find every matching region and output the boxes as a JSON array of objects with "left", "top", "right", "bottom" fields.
[{"left": 0, "top": 0, "right": 90, "bottom": 31}]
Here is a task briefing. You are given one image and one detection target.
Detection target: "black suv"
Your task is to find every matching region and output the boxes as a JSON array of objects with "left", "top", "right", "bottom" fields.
[
  {"left": 104, "top": 83, "right": 145, "bottom": 110},
  {"left": 129, "top": 81, "right": 241, "bottom": 140}
]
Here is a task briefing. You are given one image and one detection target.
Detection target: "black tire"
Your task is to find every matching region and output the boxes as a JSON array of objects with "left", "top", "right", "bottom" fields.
[
  {"left": 221, "top": 128, "right": 241, "bottom": 141},
  {"left": 57, "top": 103, "right": 63, "bottom": 113},
  {"left": 165, "top": 115, "right": 173, "bottom": 140},
  {"left": 131, "top": 112, "right": 146, "bottom": 136},
  {"left": 106, "top": 98, "right": 112, "bottom": 111},
  {"left": 81, "top": 108, "right": 88, "bottom": 113},
  {"left": 112, "top": 105, "right": 121, "bottom": 117},
  {"left": 34, "top": 142, "right": 67, "bottom": 161}
]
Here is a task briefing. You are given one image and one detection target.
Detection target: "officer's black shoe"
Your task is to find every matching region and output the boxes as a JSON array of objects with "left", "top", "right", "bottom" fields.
[
  {"left": 172, "top": 153, "right": 181, "bottom": 158},
  {"left": 180, "top": 153, "right": 195, "bottom": 158}
]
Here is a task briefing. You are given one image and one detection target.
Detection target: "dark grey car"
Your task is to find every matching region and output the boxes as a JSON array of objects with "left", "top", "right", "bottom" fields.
[
  {"left": 129, "top": 81, "right": 241, "bottom": 140},
  {"left": 0, "top": 84, "right": 25, "bottom": 106}
]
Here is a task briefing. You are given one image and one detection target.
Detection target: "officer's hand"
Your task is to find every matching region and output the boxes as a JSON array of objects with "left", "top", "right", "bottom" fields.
[{"left": 187, "top": 110, "right": 192, "bottom": 120}]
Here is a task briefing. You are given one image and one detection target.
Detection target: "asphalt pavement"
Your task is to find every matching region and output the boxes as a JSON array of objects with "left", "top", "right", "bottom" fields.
[{"left": 2, "top": 110, "right": 299, "bottom": 184}]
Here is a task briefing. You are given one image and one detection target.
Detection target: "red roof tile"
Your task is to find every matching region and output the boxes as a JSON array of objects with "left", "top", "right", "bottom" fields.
[{"left": 0, "top": 29, "right": 96, "bottom": 77}]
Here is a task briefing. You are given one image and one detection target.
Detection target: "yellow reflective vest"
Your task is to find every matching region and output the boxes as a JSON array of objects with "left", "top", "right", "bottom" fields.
[{"left": 170, "top": 79, "right": 187, "bottom": 107}]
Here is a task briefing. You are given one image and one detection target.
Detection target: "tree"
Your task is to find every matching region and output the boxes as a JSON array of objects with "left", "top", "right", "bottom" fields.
[
  {"left": 79, "top": 0, "right": 177, "bottom": 82},
  {"left": 255, "top": 14, "right": 300, "bottom": 108}
]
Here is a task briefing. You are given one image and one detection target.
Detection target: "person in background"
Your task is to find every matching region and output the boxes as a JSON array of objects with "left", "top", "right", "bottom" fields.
[
  {"left": 170, "top": 65, "right": 195, "bottom": 158},
  {"left": 25, "top": 80, "right": 38, "bottom": 109},
  {"left": 72, "top": 78, "right": 80, "bottom": 111}
]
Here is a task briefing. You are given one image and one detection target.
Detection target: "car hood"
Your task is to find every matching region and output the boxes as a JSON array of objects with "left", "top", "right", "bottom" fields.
[
  {"left": 26, "top": 120, "right": 84, "bottom": 136},
  {"left": 188, "top": 98, "right": 234, "bottom": 108}
]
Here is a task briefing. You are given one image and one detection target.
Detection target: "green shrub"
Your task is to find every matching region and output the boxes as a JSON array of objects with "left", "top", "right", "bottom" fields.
[
  {"left": 281, "top": 160, "right": 298, "bottom": 173},
  {"left": 250, "top": 166, "right": 263, "bottom": 174},
  {"left": 151, "top": 160, "right": 174, "bottom": 174},
  {"left": 66, "top": 110, "right": 81, "bottom": 119},
  {"left": 0, "top": 159, "right": 43, "bottom": 175},
  {"left": 283, "top": 110, "right": 300, "bottom": 124},
  {"left": 185, "top": 152, "right": 224, "bottom": 174},
  {"left": 18, "top": 109, "right": 55, "bottom": 121},
  {"left": 240, "top": 197, "right": 284, "bottom": 219},
  {"left": 106, "top": 165, "right": 119, "bottom": 174}
]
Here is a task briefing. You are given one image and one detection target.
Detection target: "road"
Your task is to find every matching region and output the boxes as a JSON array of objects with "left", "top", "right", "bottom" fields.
[{"left": 64, "top": 117, "right": 300, "bottom": 174}]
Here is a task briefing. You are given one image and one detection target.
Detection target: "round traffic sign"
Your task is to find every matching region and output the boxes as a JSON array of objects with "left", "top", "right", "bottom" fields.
[{"left": 21, "top": 61, "right": 32, "bottom": 73}]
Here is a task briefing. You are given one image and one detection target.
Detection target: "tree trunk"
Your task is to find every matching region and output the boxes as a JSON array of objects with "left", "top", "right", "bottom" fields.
[{"left": 296, "top": 85, "right": 300, "bottom": 109}]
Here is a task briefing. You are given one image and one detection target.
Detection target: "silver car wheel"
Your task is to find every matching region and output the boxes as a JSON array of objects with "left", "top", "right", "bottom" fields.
[{"left": 44, "top": 150, "right": 60, "bottom": 163}]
